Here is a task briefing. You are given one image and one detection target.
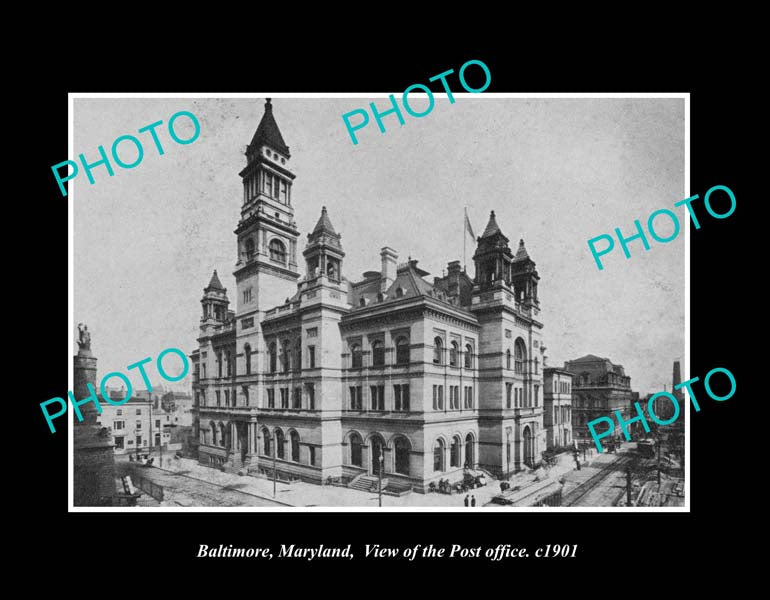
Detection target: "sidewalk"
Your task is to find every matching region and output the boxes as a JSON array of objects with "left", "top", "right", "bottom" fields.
[{"left": 121, "top": 451, "right": 595, "bottom": 508}]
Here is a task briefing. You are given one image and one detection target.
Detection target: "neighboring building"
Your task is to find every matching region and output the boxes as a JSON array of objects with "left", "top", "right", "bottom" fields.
[
  {"left": 190, "top": 99, "right": 546, "bottom": 492},
  {"left": 73, "top": 324, "right": 116, "bottom": 506},
  {"left": 135, "top": 387, "right": 166, "bottom": 411},
  {"left": 543, "top": 368, "right": 573, "bottom": 449},
  {"left": 565, "top": 354, "right": 636, "bottom": 442},
  {"left": 162, "top": 391, "right": 193, "bottom": 420},
  {"left": 97, "top": 392, "right": 159, "bottom": 454}
]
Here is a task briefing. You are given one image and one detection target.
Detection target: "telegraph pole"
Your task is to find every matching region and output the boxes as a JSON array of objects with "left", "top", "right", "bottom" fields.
[{"left": 378, "top": 450, "right": 384, "bottom": 507}]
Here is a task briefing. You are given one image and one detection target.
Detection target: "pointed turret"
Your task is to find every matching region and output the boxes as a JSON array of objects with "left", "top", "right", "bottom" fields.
[
  {"left": 205, "top": 269, "right": 225, "bottom": 292},
  {"left": 513, "top": 239, "right": 530, "bottom": 261},
  {"left": 248, "top": 98, "right": 290, "bottom": 157},
  {"left": 304, "top": 206, "right": 344, "bottom": 282},
  {"left": 480, "top": 210, "right": 506, "bottom": 240}
]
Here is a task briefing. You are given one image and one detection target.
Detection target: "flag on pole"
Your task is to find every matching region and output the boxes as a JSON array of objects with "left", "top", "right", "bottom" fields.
[{"left": 464, "top": 207, "right": 475, "bottom": 240}]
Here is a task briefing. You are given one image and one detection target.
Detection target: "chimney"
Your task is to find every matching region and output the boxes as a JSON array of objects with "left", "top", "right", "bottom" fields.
[{"left": 380, "top": 247, "right": 398, "bottom": 293}]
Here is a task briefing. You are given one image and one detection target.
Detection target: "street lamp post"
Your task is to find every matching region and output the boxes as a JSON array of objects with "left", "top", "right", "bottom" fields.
[
  {"left": 378, "top": 450, "right": 384, "bottom": 508},
  {"left": 273, "top": 432, "right": 277, "bottom": 498}
]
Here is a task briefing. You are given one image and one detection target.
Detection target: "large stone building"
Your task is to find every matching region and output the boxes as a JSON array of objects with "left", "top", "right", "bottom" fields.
[
  {"left": 97, "top": 391, "right": 161, "bottom": 455},
  {"left": 190, "top": 100, "right": 550, "bottom": 492},
  {"left": 543, "top": 367, "right": 573, "bottom": 449},
  {"left": 565, "top": 354, "right": 636, "bottom": 442}
]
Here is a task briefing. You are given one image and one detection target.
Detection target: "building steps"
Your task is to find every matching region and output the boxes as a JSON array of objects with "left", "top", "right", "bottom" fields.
[{"left": 349, "top": 474, "right": 387, "bottom": 492}]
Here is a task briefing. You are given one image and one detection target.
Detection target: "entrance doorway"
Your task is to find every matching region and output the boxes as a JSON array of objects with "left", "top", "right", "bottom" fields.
[{"left": 523, "top": 426, "right": 533, "bottom": 467}]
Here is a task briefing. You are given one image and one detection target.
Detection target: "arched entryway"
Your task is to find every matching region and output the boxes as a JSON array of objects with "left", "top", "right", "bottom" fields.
[
  {"left": 523, "top": 425, "right": 533, "bottom": 468},
  {"left": 464, "top": 433, "right": 475, "bottom": 468},
  {"left": 393, "top": 436, "right": 411, "bottom": 476},
  {"left": 370, "top": 435, "right": 385, "bottom": 476}
]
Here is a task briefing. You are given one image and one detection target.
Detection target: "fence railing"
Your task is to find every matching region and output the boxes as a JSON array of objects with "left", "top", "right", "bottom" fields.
[{"left": 132, "top": 474, "right": 164, "bottom": 501}]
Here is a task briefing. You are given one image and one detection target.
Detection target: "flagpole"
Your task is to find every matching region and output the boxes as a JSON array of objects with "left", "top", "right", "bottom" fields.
[{"left": 463, "top": 206, "right": 467, "bottom": 272}]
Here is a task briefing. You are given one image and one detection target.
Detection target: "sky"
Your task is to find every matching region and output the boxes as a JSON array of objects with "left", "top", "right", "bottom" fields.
[{"left": 73, "top": 96, "right": 685, "bottom": 395}]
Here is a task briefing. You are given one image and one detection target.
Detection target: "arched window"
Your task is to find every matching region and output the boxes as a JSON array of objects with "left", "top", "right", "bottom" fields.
[
  {"left": 534, "top": 357, "right": 539, "bottom": 374},
  {"left": 282, "top": 340, "right": 291, "bottom": 373},
  {"left": 244, "top": 344, "right": 252, "bottom": 375},
  {"left": 290, "top": 431, "right": 300, "bottom": 462},
  {"left": 359, "top": 297, "right": 366, "bottom": 307},
  {"left": 327, "top": 260, "right": 338, "bottom": 282},
  {"left": 376, "top": 292, "right": 384, "bottom": 302},
  {"left": 268, "top": 342, "right": 277, "bottom": 373},
  {"left": 506, "top": 349, "right": 512, "bottom": 370},
  {"left": 396, "top": 337, "right": 410, "bottom": 365},
  {"left": 464, "top": 433, "right": 475, "bottom": 468},
  {"left": 464, "top": 344, "right": 473, "bottom": 368},
  {"left": 226, "top": 351, "right": 232, "bottom": 377},
  {"left": 372, "top": 340, "right": 385, "bottom": 367},
  {"left": 244, "top": 237, "right": 255, "bottom": 260},
  {"left": 349, "top": 433, "right": 363, "bottom": 467},
  {"left": 210, "top": 420, "right": 217, "bottom": 446},
  {"left": 217, "top": 351, "right": 222, "bottom": 378},
  {"left": 450, "top": 436, "right": 461, "bottom": 468},
  {"left": 275, "top": 429, "right": 285, "bottom": 460},
  {"left": 395, "top": 287, "right": 404, "bottom": 298},
  {"left": 351, "top": 344, "right": 362, "bottom": 369},
  {"left": 433, "top": 337, "right": 443, "bottom": 365},
  {"left": 295, "top": 339, "right": 302, "bottom": 371},
  {"left": 433, "top": 439, "right": 445, "bottom": 472},
  {"left": 219, "top": 422, "right": 227, "bottom": 448},
  {"left": 269, "top": 239, "right": 286, "bottom": 264},
  {"left": 450, "top": 341, "right": 458, "bottom": 367},
  {"left": 514, "top": 339, "right": 526, "bottom": 374},
  {"left": 394, "top": 437, "right": 410, "bottom": 475},
  {"left": 262, "top": 427, "right": 271, "bottom": 455}
]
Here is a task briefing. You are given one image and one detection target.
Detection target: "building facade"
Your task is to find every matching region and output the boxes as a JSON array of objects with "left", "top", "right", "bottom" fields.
[
  {"left": 97, "top": 392, "right": 162, "bottom": 455},
  {"left": 190, "top": 100, "right": 548, "bottom": 492},
  {"left": 565, "top": 354, "right": 636, "bottom": 442},
  {"left": 543, "top": 367, "right": 573, "bottom": 449}
]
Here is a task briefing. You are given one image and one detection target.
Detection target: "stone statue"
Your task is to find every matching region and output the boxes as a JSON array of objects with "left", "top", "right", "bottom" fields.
[{"left": 77, "top": 323, "right": 91, "bottom": 351}]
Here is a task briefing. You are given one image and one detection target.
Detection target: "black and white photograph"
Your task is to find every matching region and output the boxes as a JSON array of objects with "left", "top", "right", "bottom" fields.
[{"left": 70, "top": 94, "right": 687, "bottom": 510}]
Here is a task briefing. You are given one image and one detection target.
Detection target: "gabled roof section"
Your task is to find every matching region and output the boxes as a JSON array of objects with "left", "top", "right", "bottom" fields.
[{"left": 248, "top": 98, "right": 290, "bottom": 157}]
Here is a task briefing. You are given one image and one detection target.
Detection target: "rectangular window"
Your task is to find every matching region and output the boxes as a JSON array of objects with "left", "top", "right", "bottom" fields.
[
  {"left": 438, "top": 386, "right": 444, "bottom": 410},
  {"left": 535, "top": 385, "right": 540, "bottom": 407},
  {"left": 216, "top": 391, "right": 221, "bottom": 407},
  {"left": 505, "top": 329, "right": 512, "bottom": 338},
  {"left": 202, "top": 364, "right": 206, "bottom": 378},
  {"left": 114, "top": 421, "right": 124, "bottom": 431},
  {"left": 225, "top": 389, "right": 230, "bottom": 406},
  {"left": 306, "top": 383, "right": 315, "bottom": 410},
  {"left": 116, "top": 409, "right": 122, "bottom": 416},
  {"left": 293, "top": 387, "right": 302, "bottom": 409},
  {"left": 309, "top": 446, "right": 316, "bottom": 466},
  {"left": 394, "top": 384, "right": 410, "bottom": 412},
  {"left": 369, "top": 385, "right": 385, "bottom": 411},
  {"left": 433, "top": 385, "right": 438, "bottom": 410},
  {"left": 243, "top": 289, "right": 252, "bottom": 304},
  {"left": 114, "top": 437, "right": 124, "bottom": 449},
  {"left": 241, "top": 317, "right": 254, "bottom": 329},
  {"left": 136, "top": 409, "right": 141, "bottom": 415},
  {"left": 308, "top": 346, "right": 316, "bottom": 369},
  {"left": 349, "top": 386, "right": 362, "bottom": 410},
  {"left": 464, "top": 386, "right": 474, "bottom": 409},
  {"left": 307, "top": 327, "right": 318, "bottom": 338},
  {"left": 506, "top": 383, "right": 512, "bottom": 409},
  {"left": 136, "top": 420, "right": 142, "bottom": 430},
  {"left": 280, "top": 388, "right": 289, "bottom": 409},
  {"left": 267, "top": 389, "right": 275, "bottom": 409},
  {"left": 155, "top": 420, "right": 160, "bottom": 429},
  {"left": 136, "top": 435, "right": 142, "bottom": 447}
]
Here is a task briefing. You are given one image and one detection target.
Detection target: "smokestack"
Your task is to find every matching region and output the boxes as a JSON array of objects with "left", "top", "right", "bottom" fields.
[
  {"left": 380, "top": 247, "right": 398, "bottom": 293},
  {"left": 673, "top": 361, "right": 682, "bottom": 401}
]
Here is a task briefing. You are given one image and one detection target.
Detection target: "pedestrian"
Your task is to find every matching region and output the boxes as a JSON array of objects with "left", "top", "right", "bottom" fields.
[
  {"left": 471, "top": 495, "right": 476, "bottom": 507},
  {"left": 464, "top": 494, "right": 469, "bottom": 507}
]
